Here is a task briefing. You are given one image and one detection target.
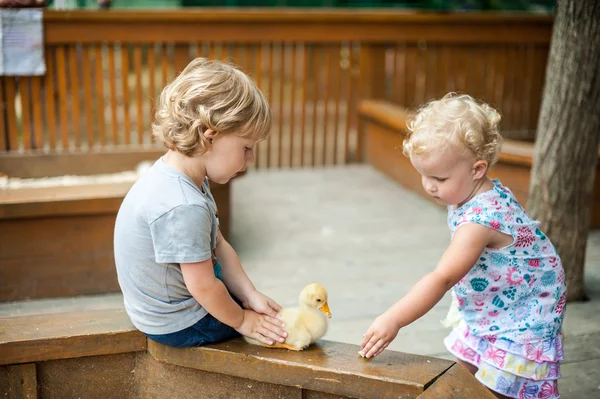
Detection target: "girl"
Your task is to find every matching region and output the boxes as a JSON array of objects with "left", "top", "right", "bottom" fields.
[
  {"left": 114, "top": 58, "right": 288, "bottom": 348},
  {"left": 360, "top": 93, "right": 566, "bottom": 399}
]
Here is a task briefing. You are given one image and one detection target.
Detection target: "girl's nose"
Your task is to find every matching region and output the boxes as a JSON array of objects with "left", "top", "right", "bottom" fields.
[{"left": 424, "top": 179, "right": 435, "bottom": 193}]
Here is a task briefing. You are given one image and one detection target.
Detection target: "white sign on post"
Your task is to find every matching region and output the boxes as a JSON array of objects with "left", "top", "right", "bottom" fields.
[{"left": 0, "top": 8, "right": 45, "bottom": 76}]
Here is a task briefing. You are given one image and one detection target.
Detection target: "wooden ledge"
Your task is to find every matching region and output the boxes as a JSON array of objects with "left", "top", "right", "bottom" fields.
[
  {"left": 358, "top": 99, "right": 538, "bottom": 168},
  {"left": 148, "top": 338, "right": 493, "bottom": 398},
  {"left": 0, "top": 182, "right": 132, "bottom": 219},
  {"left": 0, "top": 308, "right": 146, "bottom": 365},
  {"left": 359, "top": 99, "right": 411, "bottom": 133}
]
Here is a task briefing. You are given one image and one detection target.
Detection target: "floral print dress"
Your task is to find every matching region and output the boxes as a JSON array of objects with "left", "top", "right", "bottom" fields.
[{"left": 444, "top": 179, "right": 566, "bottom": 399}]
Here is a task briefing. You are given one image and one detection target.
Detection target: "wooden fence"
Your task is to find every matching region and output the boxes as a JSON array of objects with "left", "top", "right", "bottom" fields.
[{"left": 0, "top": 10, "right": 552, "bottom": 169}]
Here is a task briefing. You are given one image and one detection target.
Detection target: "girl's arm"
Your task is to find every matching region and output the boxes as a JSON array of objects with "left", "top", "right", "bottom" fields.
[
  {"left": 360, "top": 223, "right": 494, "bottom": 358},
  {"left": 215, "top": 230, "right": 283, "bottom": 318}
]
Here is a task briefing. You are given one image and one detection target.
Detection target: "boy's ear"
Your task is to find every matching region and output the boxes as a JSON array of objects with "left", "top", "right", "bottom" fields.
[
  {"left": 203, "top": 128, "right": 218, "bottom": 143},
  {"left": 472, "top": 160, "right": 488, "bottom": 180}
]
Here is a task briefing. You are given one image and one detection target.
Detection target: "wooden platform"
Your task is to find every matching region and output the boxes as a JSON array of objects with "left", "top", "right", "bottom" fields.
[
  {"left": 358, "top": 99, "right": 600, "bottom": 228},
  {"left": 0, "top": 304, "right": 495, "bottom": 399}
]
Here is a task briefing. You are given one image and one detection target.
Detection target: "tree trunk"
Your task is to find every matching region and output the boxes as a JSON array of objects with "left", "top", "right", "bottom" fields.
[{"left": 528, "top": 0, "right": 600, "bottom": 302}]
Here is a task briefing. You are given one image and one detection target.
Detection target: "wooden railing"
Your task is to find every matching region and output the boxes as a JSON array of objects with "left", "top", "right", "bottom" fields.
[{"left": 0, "top": 10, "right": 552, "bottom": 169}]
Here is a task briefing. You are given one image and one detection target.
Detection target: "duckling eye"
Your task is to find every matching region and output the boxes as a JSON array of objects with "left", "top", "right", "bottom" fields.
[{"left": 316, "top": 299, "right": 322, "bottom": 302}]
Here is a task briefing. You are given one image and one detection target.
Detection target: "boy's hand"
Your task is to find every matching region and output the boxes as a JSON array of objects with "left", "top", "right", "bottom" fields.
[
  {"left": 243, "top": 290, "right": 282, "bottom": 318},
  {"left": 235, "top": 309, "right": 288, "bottom": 345},
  {"left": 360, "top": 313, "right": 401, "bottom": 359}
]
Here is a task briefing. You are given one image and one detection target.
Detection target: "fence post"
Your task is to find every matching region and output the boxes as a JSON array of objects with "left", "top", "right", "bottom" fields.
[{"left": 357, "top": 44, "right": 387, "bottom": 163}]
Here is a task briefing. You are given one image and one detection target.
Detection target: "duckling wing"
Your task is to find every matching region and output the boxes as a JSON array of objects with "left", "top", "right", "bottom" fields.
[{"left": 278, "top": 307, "right": 301, "bottom": 328}]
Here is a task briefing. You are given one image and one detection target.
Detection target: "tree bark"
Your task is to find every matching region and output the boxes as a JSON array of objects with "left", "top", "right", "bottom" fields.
[{"left": 528, "top": 0, "right": 600, "bottom": 302}]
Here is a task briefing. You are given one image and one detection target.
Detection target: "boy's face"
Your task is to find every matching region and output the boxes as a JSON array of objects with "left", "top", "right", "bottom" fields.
[{"left": 204, "top": 132, "right": 257, "bottom": 184}]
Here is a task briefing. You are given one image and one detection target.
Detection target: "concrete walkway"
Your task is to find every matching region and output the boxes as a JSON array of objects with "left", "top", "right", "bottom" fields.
[{"left": 232, "top": 165, "right": 600, "bottom": 399}]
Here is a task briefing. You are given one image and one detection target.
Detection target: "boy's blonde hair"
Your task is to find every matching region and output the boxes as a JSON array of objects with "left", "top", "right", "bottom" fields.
[
  {"left": 152, "top": 58, "right": 271, "bottom": 156},
  {"left": 403, "top": 93, "right": 502, "bottom": 166}
]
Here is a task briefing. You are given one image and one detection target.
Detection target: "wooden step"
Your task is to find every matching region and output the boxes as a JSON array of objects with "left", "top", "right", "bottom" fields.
[{"left": 0, "top": 308, "right": 145, "bottom": 366}]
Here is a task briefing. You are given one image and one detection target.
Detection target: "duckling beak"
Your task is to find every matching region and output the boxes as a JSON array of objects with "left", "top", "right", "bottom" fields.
[{"left": 319, "top": 302, "right": 332, "bottom": 318}]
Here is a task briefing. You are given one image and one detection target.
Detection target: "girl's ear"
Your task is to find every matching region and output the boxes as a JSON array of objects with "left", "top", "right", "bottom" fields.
[{"left": 472, "top": 160, "right": 488, "bottom": 180}]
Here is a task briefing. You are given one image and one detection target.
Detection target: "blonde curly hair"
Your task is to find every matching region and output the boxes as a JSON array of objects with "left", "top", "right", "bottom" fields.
[
  {"left": 403, "top": 93, "right": 503, "bottom": 166},
  {"left": 152, "top": 58, "right": 271, "bottom": 156}
]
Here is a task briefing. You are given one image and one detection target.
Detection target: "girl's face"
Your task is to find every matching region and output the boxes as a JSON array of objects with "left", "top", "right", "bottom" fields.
[
  {"left": 204, "top": 131, "right": 257, "bottom": 184},
  {"left": 410, "top": 147, "right": 487, "bottom": 207}
]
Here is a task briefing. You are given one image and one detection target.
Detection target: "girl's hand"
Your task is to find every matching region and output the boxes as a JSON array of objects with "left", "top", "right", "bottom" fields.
[
  {"left": 235, "top": 309, "right": 288, "bottom": 345},
  {"left": 243, "top": 290, "right": 282, "bottom": 318},
  {"left": 360, "top": 313, "right": 401, "bottom": 359}
]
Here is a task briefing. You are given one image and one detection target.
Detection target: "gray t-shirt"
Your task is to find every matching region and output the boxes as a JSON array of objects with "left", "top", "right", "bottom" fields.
[{"left": 114, "top": 157, "right": 219, "bottom": 335}]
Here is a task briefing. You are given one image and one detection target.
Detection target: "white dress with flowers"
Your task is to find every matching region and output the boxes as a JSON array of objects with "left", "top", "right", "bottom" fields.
[{"left": 444, "top": 179, "right": 566, "bottom": 399}]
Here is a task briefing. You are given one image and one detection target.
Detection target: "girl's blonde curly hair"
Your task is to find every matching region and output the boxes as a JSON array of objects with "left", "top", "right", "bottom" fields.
[
  {"left": 403, "top": 93, "right": 503, "bottom": 166},
  {"left": 152, "top": 58, "right": 271, "bottom": 156}
]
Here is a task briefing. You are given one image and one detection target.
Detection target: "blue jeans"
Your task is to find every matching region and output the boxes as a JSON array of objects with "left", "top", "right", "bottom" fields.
[
  {"left": 145, "top": 311, "right": 241, "bottom": 348},
  {"left": 145, "top": 262, "right": 241, "bottom": 348}
]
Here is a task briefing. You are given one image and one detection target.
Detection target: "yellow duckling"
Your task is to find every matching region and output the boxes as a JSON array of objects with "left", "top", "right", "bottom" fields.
[{"left": 244, "top": 283, "right": 331, "bottom": 351}]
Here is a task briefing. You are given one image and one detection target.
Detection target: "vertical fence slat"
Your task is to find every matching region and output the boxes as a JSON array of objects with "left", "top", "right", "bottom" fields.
[
  {"left": 134, "top": 44, "right": 144, "bottom": 145},
  {"left": 19, "top": 78, "right": 32, "bottom": 150},
  {"left": 415, "top": 43, "right": 427, "bottom": 106},
  {"left": 44, "top": 49, "right": 57, "bottom": 150},
  {"left": 30, "top": 77, "right": 44, "bottom": 150},
  {"left": 322, "top": 46, "right": 331, "bottom": 165},
  {"left": 404, "top": 44, "right": 418, "bottom": 108},
  {"left": 266, "top": 42, "right": 274, "bottom": 168},
  {"left": 288, "top": 42, "right": 296, "bottom": 168},
  {"left": 122, "top": 44, "right": 131, "bottom": 145},
  {"left": 108, "top": 44, "right": 119, "bottom": 145},
  {"left": 244, "top": 45, "right": 252, "bottom": 77},
  {"left": 254, "top": 43, "right": 262, "bottom": 169},
  {"left": 0, "top": 78, "right": 6, "bottom": 151},
  {"left": 82, "top": 45, "right": 94, "bottom": 149},
  {"left": 148, "top": 43, "right": 156, "bottom": 133},
  {"left": 5, "top": 78, "right": 18, "bottom": 151},
  {"left": 311, "top": 45, "right": 320, "bottom": 167},
  {"left": 161, "top": 44, "right": 169, "bottom": 88},
  {"left": 393, "top": 44, "right": 405, "bottom": 105},
  {"left": 344, "top": 44, "right": 355, "bottom": 164},
  {"left": 174, "top": 44, "right": 189, "bottom": 75},
  {"left": 209, "top": 42, "right": 216, "bottom": 60},
  {"left": 300, "top": 44, "right": 308, "bottom": 167},
  {"left": 333, "top": 44, "right": 341, "bottom": 165},
  {"left": 277, "top": 42, "right": 285, "bottom": 167},
  {"left": 68, "top": 45, "right": 82, "bottom": 148},
  {"left": 56, "top": 46, "right": 70, "bottom": 150},
  {"left": 95, "top": 44, "right": 106, "bottom": 147}
]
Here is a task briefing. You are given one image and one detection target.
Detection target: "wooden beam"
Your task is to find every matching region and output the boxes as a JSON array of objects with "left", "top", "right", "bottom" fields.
[
  {"left": 43, "top": 10, "right": 553, "bottom": 45},
  {"left": 149, "top": 338, "right": 453, "bottom": 398},
  {"left": 7, "top": 364, "right": 37, "bottom": 399}
]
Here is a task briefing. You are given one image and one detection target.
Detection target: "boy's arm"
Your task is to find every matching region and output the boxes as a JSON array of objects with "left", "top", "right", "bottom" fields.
[
  {"left": 181, "top": 260, "right": 287, "bottom": 344},
  {"left": 181, "top": 258, "right": 244, "bottom": 328},
  {"left": 215, "top": 230, "right": 281, "bottom": 317},
  {"left": 360, "top": 223, "right": 493, "bottom": 358}
]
